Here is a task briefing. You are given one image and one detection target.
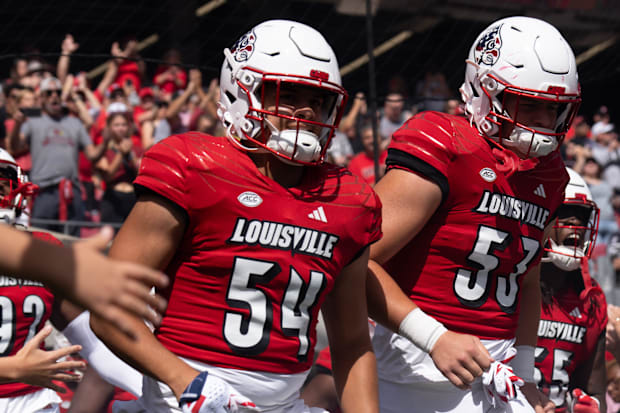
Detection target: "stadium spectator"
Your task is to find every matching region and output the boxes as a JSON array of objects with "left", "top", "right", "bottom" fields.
[
  {"left": 366, "top": 16, "right": 580, "bottom": 412},
  {"left": 574, "top": 155, "right": 618, "bottom": 246},
  {"left": 415, "top": 68, "right": 451, "bottom": 112},
  {"left": 111, "top": 37, "right": 144, "bottom": 92},
  {"left": 590, "top": 122, "right": 620, "bottom": 189},
  {"left": 7, "top": 77, "right": 109, "bottom": 235},
  {"left": 326, "top": 130, "right": 354, "bottom": 167},
  {"left": 140, "top": 99, "right": 170, "bottom": 149},
  {"left": 95, "top": 111, "right": 141, "bottom": 226},
  {"left": 90, "top": 19, "right": 380, "bottom": 413},
  {"left": 9, "top": 57, "right": 29, "bottom": 86},
  {"left": 378, "top": 92, "right": 411, "bottom": 141},
  {"left": 339, "top": 91, "right": 369, "bottom": 153},
  {"left": 443, "top": 98, "right": 463, "bottom": 116},
  {"left": 153, "top": 48, "right": 187, "bottom": 101},
  {"left": 347, "top": 123, "right": 387, "bottom": 185},
  {"left": 164, "top": 68, "right": 203, "bottom": 134}
]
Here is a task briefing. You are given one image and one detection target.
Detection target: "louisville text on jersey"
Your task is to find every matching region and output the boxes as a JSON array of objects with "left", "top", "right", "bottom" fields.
[
  {"left": 538, "top": 319, "right": 586, "bottom": 344},
  {"left": 227, "top": 217, "right": 340, "bottom": 259},
  {"left": 0, "top": 276, "right": 44, "bottom": 288},
  {"left": 474, "top": 190, "right": 550, "bottom": 230}
]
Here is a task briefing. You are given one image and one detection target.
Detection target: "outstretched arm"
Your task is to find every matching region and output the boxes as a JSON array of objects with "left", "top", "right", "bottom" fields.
[
  {"left": 0, "top": 225, "right": 168, "bottom": 338},
  {"left": 0, "top": 325, "right": 84, "bottom": 392}
]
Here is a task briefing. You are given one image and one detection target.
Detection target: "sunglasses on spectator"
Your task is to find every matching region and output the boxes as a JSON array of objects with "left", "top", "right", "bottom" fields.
[{"left": 44, "top": 89, "right": 61, "bottom": 97}]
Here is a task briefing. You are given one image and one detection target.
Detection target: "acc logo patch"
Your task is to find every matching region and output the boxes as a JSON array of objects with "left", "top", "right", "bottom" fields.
[
  {"left": 237, "top": 191, "right": 263, "bottom": 207},
  {"left": 230, "top": 30, "right": 256, "bottom": 62},
  {"left": 479, "top": 167, "right": 497, "bottom": 182},
  {"left": 475, "top": 24, "right": 502, "bottom": 66}
]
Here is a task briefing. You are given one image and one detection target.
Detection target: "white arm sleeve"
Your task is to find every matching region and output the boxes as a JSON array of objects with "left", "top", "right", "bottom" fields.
[{"left": 62, "top": 311, "right": 143, "bottom": 397}]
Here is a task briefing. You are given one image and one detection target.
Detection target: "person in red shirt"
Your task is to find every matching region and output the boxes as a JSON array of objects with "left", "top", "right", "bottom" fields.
[
  {"left": 347, "top": 124, "right": 387, "bottom": 185},
  {"left": 535, "top": 168, "right": 607, "bottom": 413},
  {"left": 90, "top": 19, "right": 381, "bottom": 413},
  {"left": 95, "top": 111, "right": 141, "bottom": 226},
  {"left": 0, "top": 148, "right": 146, "bottom": 412},
  {"left": 365, "top": 16, "right": 581, "bottom": 413},
  {"left": 153, "top": 49, "right": 187, "bottom": 102}
]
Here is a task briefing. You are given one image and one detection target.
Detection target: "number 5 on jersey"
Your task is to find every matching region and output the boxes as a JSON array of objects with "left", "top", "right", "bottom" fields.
[
  {"left": 453, "top": 225, "right": 540, "bottom": 313},
  {"left": 223, "top": 257, "right": 325, "bottom": 361}
]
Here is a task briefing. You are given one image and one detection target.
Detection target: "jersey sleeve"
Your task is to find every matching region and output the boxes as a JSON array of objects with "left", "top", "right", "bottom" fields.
[
  {"left": 364, "top": 189, "right": 383, "bottom": 247},
  {"left": 386, "top": 111, "right": 456, "bottom": 201},
  {"left": 134, "top": 134, "right": 190, "bottom": 211}
]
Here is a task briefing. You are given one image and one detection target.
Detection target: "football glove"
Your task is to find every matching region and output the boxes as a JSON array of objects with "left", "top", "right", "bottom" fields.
[
  {"left": 179, "top": 371, "right": 257, "bottom": 413},
  {"left": 481, "top": 349, "right": 524, "bottom": 408},
  {"left": 569, "top": 388, "right": 599, "bottom": 413}
]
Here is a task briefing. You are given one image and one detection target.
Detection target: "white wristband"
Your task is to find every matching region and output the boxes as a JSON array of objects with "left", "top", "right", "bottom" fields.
[
  {"left": 398, "top": 308, "right": 448, "bottom": 353},
  {"left": 509, "top": 345, "right": 535, "bottom": 383}
]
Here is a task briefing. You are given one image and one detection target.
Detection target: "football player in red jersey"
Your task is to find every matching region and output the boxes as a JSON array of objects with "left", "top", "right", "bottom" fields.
[
  {"left": 0, "top": 148, "right": 84, "bottom": 412},
  {"left": 0, "top": 148, "right": 146, "bottom": 412},
  {"left": 535, "top": 168, "right": 607, "bottom": 413},
  {"left": 364, "top": 16, "right": 580, "bottom": 413},
  {"left": 90, "top": 19, "right": 382, "bottom": 413}
]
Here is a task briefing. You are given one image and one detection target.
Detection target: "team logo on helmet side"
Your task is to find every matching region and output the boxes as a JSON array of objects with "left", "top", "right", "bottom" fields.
[
  {"left": 475, "top": 24, "right": 502, "bottom": 66},
  {"left": 230, "top": 30, "right": 256, "bottom": 62}
]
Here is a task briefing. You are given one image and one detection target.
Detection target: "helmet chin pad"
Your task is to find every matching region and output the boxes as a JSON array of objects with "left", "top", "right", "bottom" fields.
[
  {"left": 266, "top": 129, "right": 322, "bottom": 164},
  {"left": 542, "top": 239, "right": 583, "bottom": 271},
  {"left": 503, "top": 126, "right": 558, "bottom": 158}
]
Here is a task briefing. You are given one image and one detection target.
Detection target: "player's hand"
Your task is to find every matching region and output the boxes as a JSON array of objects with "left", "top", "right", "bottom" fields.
[
  {"left": 569, "top": 389, "right": 599, "bottom": 413},
  {"left": 13, "top": 325, "right": 85, "bottom": 392},
  {"left": 429, "top": 330, "right": 492, "bottom": 389},
  {"left": 481, "top": 357, "right": 524, "bottom": 407},
  {"left": 69, "top": 226, "right": 168, "bottom": 338},
  {"left": 61, "top": 34, "right": 79, "bottom": 55},
  {"left": 521, "top": 382, "right": 555, "bottom": 413},
  {"left": 179, "top": 371, "right": 258, "bottom": 413}
]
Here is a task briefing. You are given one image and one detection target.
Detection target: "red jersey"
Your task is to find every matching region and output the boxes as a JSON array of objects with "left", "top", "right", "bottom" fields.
[
  {"left": 385, "top": 111, "right": 568, "bottom": 339},
  {"left": 347, "top": 150, "right": 387, "bottom": 185},
  {"left": 134, "top": 132, "right": 382, "bottom": 374},
  {"left": 535, "top": 262, "right": 607, "bottom": 410},
  {"left": 0, "top": 231, "right": 60, "bottom": 398}
]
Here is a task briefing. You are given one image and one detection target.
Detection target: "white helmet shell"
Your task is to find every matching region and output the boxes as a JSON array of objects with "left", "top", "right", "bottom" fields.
[
  {"left": 218, "top": 19, "right": 347, "bottom": 165},
  {"left": 460, "top": 16, "right": 580, "bottom": 158},
  {"left": 543, "top": 168, "right": 599, "bottom": 271}
]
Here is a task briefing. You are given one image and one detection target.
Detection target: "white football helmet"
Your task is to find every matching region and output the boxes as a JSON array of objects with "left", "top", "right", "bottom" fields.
[
  {"left": 460, "top": 16, "right": 581, "bottom": 158},
  {"left": 217, "top": 19, "right": 348, "bottom": 165},
  {"left": 542, "top": 168, "right": 599, "bottom": 271},
  {"left": 0, "top": 148, "right": 37, "bottom": 226}
]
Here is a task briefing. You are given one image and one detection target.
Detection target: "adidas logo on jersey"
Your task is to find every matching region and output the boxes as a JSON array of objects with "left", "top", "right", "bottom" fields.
[
  {"left": 308, "top": 206, "right": 328, "bottom": 223},
  {"left": 569, "top": 307, "right": 582, "bottom": 319},
  {"left": 534, "top": 184, "right": 546, "bottom": 198}
]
